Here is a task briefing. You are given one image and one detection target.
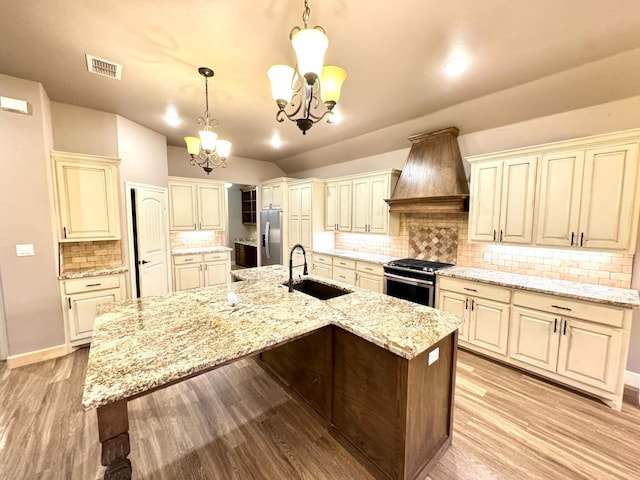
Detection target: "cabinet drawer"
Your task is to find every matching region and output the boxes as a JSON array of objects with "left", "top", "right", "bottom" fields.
[
  {"left": 173, "top": 254, "right": 204, "bottom": 265},
  {"left": 332, "top": 257, "right": 356, "bottom": 269},
  {"left": 438, "top": 277, "right": 511, "bottom": 303},
  {"left": 314, "top": 254, "right": 333, "bottom": 265},
  {"left": 512, "top": 291, "right": 624, "bottom": 328},
  {"left": 333, "top": 266, "right": 356, "bottom": 285},
  {"left": 64, "top": 275, "right": 121, "bottom": 294},
  {"left": 356, "top": 260, "right": 383, "bottom": 276},
  {"left": 204, "top": 251, "right": 229, "bottom": 262}
]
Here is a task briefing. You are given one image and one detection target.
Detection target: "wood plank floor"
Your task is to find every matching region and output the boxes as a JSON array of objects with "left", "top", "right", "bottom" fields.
[{"left": 1, "top": 347, "right": 639, "bottom": 479}]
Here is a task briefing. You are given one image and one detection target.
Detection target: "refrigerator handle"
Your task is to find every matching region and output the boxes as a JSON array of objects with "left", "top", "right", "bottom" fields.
[{"left": 264, "top": 221, "right": 271, "bottom": 260}]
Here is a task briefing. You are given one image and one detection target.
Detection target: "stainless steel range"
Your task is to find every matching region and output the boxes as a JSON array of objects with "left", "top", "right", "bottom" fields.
[{"left": 383, "top": 258, "right": 454, "bottom": 307}]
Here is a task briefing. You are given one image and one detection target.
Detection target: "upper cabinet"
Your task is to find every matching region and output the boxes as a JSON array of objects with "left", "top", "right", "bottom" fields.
[
  {"left": 168, "top": 177, "right": 226, "bottom": 231},
  {"left": 261, "top": 177, "right": 294, "bottom": 210},
  {"left": 52, "top": 151, "right": 121, "bottom": 242},
  {"left": 469, "top": 156, "right": 538, "bottom": 244},
  {"left": 288, "top": 178, "right": 325, "bottom": 251},
  {"left": 467, "top": 129, "right": 640, "bottom": 253},
  {"left": 241, "top": 186, "right": 257, "bottom": 224},
  {"left": 325, "top": 170, "right": 400, "bottom": 235}
]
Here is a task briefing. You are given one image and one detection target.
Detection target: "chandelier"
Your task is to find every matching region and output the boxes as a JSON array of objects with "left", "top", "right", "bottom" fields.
[
  {"left": 267, "top": 0, "right": 347, "bottom": 135},
  {"left": 184, "top": 67, "right": 232, "bottom": 174}
]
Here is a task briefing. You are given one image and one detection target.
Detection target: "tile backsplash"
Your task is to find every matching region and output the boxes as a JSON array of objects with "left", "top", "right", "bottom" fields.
[
  {"left": 170, "top": 230, "right": 224, "bottom": 250},
  {"left": 335, "top": 213, "right": 634, "bottom": 289},
  {"left": 60, "top": 240, "right": 123, "bottom": 273},
  {"left": 408, "top": 226, "right": 458, "bottom": 264}
]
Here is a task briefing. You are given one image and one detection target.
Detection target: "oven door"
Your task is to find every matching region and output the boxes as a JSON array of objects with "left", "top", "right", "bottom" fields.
[{"left": 383, "top": 272, "right": 435, "bottom": 307}]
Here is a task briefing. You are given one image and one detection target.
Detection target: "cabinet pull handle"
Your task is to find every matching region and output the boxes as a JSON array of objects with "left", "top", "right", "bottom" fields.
[
  {"left": 493, "top": 229, "right": 496, "bottom": 241},
  {"left": 463, "top": 287, "right": 478, "bottom": 292},
  {"left": 500, "top": 229, "right": 503, "bottom": 242},
  {"left": 553, "top": 318, "right": 558, "bottom": 333},
  {"left": 365, "top": 267, "right": 372, "bottom": 271},
  {"left": 465, "top": 298, "right": 469, "bottom": 310},
  {"left": 563, "top": 320, "right": 568, "bottom": 335},
  {"left": 580, "top": 232, "right": 584, "bottom": 247},
  {"left": 184, "top": 259, "right": 193, "bottom": 262},
  {"left": 67, "top": 297, "right": 71, "bottom": 309},
  {"left": 551, "top": 305, "right": 572, "bottom": 311},
  {"left": 570, "top": 232, "right": 575, "bottom": 246},
  {"left": 194, "top": 224, "right": 197, "bottom": 230},
  {"left": 85, "top": 283, "right": 102, "bottom": 287},
  {"left": 63, "top": 227, "right": 67, "bottom": 238}
]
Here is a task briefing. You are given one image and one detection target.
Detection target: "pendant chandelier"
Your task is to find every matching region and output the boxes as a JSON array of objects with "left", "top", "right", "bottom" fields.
[
  {"left": 267, "top": 0, "right": 347, "bottom": 135},
  {"left": 184, "top": 67, "right": 232, "bottom": 174}
]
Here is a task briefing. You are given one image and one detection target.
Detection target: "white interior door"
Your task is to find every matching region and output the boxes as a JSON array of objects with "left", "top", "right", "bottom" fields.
[{"left": 135, "top": 187, "right": 170, "bottom": 297}]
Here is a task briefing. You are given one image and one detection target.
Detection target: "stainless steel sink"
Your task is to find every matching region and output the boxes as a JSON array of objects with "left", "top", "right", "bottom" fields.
[{"left": 284, "top": 279, "right": 352, "bottom": 300}]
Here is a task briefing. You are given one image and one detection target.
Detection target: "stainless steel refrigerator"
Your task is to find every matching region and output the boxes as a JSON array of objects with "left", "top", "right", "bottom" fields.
[{"left": 260, "top": 209, "right": 283, "bottom": 266}]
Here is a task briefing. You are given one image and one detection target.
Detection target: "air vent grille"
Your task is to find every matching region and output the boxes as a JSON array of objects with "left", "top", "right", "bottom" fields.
[{"left": 85, "top": 54, "right": 122, "bottom": 80}]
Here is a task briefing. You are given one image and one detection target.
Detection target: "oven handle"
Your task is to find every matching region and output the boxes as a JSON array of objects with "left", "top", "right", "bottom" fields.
[{"left": 384, "top": 272, "right": 434, "bottom": 287}]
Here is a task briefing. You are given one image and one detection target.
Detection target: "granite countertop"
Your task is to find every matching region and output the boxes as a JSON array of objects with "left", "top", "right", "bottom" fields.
[
  {"left": 172, "top": 246, "right": 233, "bottom": 256},
  {"left": 234, "top": 239, "right": 258, "bottom": 248},
  {"left": 59, "top": 265, "right": 128, "bottom": 280},
  {"left": 82, "top": 265, "right": 463, "bottom": 410},
  {"left": 313, "top": 248, "right": 399, "bottom": 265},
  {"left": 438, "top": 266, "right": 640, "bottom": 309}
]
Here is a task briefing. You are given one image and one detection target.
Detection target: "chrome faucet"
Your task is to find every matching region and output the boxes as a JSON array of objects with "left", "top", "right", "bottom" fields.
[{"left": 288, "top": 244, "right": 308, "bottom": 292}]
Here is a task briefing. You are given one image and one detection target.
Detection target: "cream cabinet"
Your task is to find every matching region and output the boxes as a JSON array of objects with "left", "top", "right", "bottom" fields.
[
  {"left": 325, "top": 181, "right": 352, "bottom": 232},
  {"left": 536, "top": 143, "right": 639, "bottom": 250},
  {"left": 313, "top": 253, "right": 384, "bottom": 293},
  {"left": 172, "top": 251, "right": 230, "bottom": 291},
  {"left": 352, "top": 171, "right": 400, "bottom": 235},
  {"left": 261, "top": 177, "right": 294, "bottom": 210},
  {"left": 313, "top": 253, "right": 333, "bottom": 279},
  {"left": 61, "top": 273, "right": 126, "bottom": 346},
  {"left": 51, "top": 151, "right": 121, "bottom": 242},
  {"left": 355, "top": 260, "right": 384, "bottom": 294},
  {"left": 288, "top": 179, "right": 325, "bottom": 252},
  {"left": 468, "top": 156, "right": 537, "bottom": 244},
  {"left": 168, "top": 177, "right": 226, "bottom": 231},
  {"left": 437, "top": 277, "right": 511, "bottom": 358}
]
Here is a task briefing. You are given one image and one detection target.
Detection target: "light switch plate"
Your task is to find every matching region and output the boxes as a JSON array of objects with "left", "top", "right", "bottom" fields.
[
  {"left": 16, "top": 244, "right": 35, "bottom": 256},
  {"left": 428, "top": 347, "right": 439, "bottom": 366}
]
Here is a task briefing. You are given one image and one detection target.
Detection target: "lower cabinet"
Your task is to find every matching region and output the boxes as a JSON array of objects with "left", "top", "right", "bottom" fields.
[
  {"left": 234, "top": 242, "right": 257, "bottom": 268},
  {"left": 173, "top": 251, "right": 231, "bottom": 291},
  {"left": 61, "top": 273, "right": 126, "bottom": 346},
  {"left": 312, "top": 253, "right": 384, "bottom": 293}
]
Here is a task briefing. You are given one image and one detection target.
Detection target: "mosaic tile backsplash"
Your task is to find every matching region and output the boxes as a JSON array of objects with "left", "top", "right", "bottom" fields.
[{"left": 408, "top": 226, "right": 458, "bottom": 264}]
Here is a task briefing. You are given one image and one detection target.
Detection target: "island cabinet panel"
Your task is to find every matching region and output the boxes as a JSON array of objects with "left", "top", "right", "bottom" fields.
[
  {"left": 331, "top": 328, "right": 456, "bottom": 480},
  {"left": 260, "top": 327, "right": 332, "bottom": 420}
]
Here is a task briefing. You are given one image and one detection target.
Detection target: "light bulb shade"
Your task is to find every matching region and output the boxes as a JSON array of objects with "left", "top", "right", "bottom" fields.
[
  {"left": 320, "top": 65, "right": 347, "bottom": 104},
  {"left": 199, "top": 130, "right": 218, "bottom": 151},
  {"left": 268, "top": 65, "right": 295, "bottom": 103},
  {"left": 184, "top": 136, "right": 201, "bottom": 156},
  {"left": 216, "top": 139, "right": 232, "bottom": 158},
  {"left": 292, "top": 28, "right": 328, "bottom": 82}
]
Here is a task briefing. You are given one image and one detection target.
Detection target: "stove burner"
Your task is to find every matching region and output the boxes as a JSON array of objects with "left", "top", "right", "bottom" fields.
[{"left": 386, "top": 258, "right": 454, "bottom": 273}]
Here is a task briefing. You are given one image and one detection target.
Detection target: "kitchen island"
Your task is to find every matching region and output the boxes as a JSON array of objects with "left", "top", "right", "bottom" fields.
[{"left": 83, "top": 265, "right": 463, "bottom": 480}]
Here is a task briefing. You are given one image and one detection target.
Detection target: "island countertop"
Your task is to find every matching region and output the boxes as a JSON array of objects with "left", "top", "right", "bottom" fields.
[{"left": 82, "top": 265, "right": 463, "bottom": 410}]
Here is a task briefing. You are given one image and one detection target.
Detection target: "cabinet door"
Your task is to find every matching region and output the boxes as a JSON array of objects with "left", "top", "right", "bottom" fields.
[
  {"left": 289, "top": 186, "right": 301, "bottom": 248},
  {"left": 509, "top": 306, "right": 560, "bottom": 372},
  {"left": 368, "top": 176, "right": 389, "bottom": 234},
  {"left": 313, "top": 262, "right": 332, "bottom": 279},
  {"left": 499, "top": 156, "right": 538, "bottom": 244},
  {"left": 556, "top": 318, "right": 623, "bottom": 393},
  {"left": 356, "top": 273, "right": 383, "bottom": 293},
  {"left": 535, "top": 151, "right": 584, "bottom": 247},
  {"left": 299, "top": 184, "right": 313, "bottom": 249},
  {"left": 174, "top": 264, "right": 203, "bottom": 291},
  {"left": 68, "top": 290, "right": 121, "bottom": 342},
  {"left": 578, "top": 143, "right": 639, "bottom": 250},
  {"left": 262, "top": 185, "right": 273, "bottom": 210},
  {"left": 332, "top": 266, "right": 356, "bottom": 285},
  {"left": 352, "top": 178, "right": 370, "bottom": 233},
  {"left": 468, "top": 297, "right": 510, "bottom": 356},
  {"left": 325, "top": 182, "right": 338, "bottom": 231},
  {"left": 169, "top": 182, "right": 197, "bottom": 230},
  {"left": 204, "top": 261, "right": 229, "bottom": 286},
  {"left": 337, "top": 181, "right": 352, "bottom": 232},
  {"left": 55, "top": 160, "right": 120, "bottom": 240},
  {"left": 271, "top": 184, "right": 283, "bottom": 210},
  {"left": 469, "top": 161, "right": 502, "bottom": 242},
  {"left": 198, "top": 183, "right": 225, "bottom": 230},
  {"left": 437, "top": 290, "right": 469, "bottom": 342}
]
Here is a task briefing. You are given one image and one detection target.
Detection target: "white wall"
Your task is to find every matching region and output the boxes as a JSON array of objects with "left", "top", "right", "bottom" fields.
[
  {"left": 51, "top": 102, "right": 119, "bottom": 157},
  {"left": 0, "top": 74, "right": 65, "bottom": 356},
  {"left": 167, "top": 145, "right": 286, "bottom": 184}
]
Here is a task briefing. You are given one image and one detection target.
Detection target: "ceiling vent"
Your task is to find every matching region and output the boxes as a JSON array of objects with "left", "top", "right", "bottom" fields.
[{"left": 85, "top": 54, "right": 122, "bottom": 80}]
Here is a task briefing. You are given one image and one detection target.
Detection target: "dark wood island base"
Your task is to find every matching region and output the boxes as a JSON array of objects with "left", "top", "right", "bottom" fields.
[{"left": 97, "top": 400, "right": 131, "bottom": 480}]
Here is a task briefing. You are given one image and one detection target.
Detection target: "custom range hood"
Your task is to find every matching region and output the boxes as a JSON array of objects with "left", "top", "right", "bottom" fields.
[{"left": 385, "top": 127, "right": 469, "bottom": 213}]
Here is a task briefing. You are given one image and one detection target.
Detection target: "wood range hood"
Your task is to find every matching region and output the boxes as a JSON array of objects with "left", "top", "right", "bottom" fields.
[{"left": 385, "top": 127, "right": 469, "bottom": 213}]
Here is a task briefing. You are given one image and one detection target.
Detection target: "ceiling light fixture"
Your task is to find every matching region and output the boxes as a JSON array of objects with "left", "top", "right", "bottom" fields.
[
  {"left": 184, "top": 67, "right": 232, "bottom": 174},
  {"left": 267, "top": 0, "right": 347, "bottom": 135},
  {"left": 444, "top": 57, "right": 469, "bottom": 76}
]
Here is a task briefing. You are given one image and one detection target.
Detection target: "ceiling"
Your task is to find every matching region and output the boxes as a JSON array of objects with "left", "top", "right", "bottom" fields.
[{"left": 2, "top": 0, "right": 640, "bottom": 173}]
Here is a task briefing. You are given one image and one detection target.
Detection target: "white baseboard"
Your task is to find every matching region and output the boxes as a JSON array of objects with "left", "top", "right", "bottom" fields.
[
  {"left": 625, "top": 370, "right": 640, "bottom": 390},
  {"left": 6, "top": 344, "right": 69, "bottom": 369}
]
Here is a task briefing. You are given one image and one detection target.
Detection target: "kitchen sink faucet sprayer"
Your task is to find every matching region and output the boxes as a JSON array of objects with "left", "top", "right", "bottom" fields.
[{"left": 288, "top": 244, "right": 308, "bottom": 292}]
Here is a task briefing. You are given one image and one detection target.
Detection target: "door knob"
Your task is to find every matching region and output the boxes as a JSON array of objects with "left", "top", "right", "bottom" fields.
[{"left": 139, "top": 260, "right": 150, "bottom": 265}]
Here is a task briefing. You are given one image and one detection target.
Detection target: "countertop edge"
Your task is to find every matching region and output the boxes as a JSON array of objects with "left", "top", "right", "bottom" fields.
[{"left": 59, "top": 266, "right": 128, "bottom": 280}]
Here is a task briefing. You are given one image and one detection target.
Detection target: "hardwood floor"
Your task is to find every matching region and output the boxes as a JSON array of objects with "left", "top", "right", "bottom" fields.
[{"left": 1, "top": 347, "right": 639, "bottom": 479}]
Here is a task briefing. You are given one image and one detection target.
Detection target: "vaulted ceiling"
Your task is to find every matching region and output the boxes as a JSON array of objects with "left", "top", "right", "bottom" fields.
[{"left": 2, "top": 0, "right": 640, "bottom": 173}]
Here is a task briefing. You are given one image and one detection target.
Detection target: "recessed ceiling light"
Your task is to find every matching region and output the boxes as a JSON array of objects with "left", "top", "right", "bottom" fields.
[
  {"left": 164, "top": 106, "right": 181, "bottom": 127},
  {"left": 270, "top": 133, "right": 282, "bottom": 148},
  {"left": 444, "top": 57, "right": 469, "bottom": 76}
]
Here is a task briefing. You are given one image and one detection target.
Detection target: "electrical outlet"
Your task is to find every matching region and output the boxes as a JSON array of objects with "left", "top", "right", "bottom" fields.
[
  {"left": 483, "top": 252, "right": 491, "bottom": 263},
  {"left": 428, "top": 347, "right": 439, "bottom": 366}
]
